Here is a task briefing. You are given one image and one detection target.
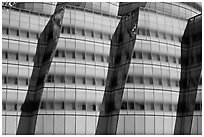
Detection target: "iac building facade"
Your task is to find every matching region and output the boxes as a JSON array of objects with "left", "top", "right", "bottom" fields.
[{"left": 2, "top": 2, "right": 202, "bottom": 135}]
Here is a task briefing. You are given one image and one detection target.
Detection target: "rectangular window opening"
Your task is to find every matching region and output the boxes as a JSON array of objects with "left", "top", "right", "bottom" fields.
[
  {"left": 72, "top": 102, "right": 76, "bottom": 110},
  {"left": 26, "top": 54, "right": 29, "bottom": 61},
  {"left": 61, "top": 27, "right": 64, "bottom": 33},
  {"left": 149, "top": 78, "right": 153, "bottom": 85},
  {"left": 26, "top": 79, "right": 28, "bottom": 85},
  {"left": 167, "top": 79, "right": 171, "bottom": 86},
  {"left": 36, "top": 33, "right": 39, "bottom": 39},
  {"left": 5, "top": 52, "right": 8, "bottom": 59},
  {"left": 4, "top": 77, "right": 7, "bottom": 84},
  {"left": 165, "top": 56, "right": 169, "bottom": 62},
  {"left": 6, "top": 28, "right": 9, "bottom": 35},
  {"left": 93, "top": 104, "right": 96, "bottom": 111},
  {"left": 157, "top": 55, "right": 160, "bottom": 61},
  {"left": 16, "top": 53, "right": 19, "bottom": 60},
  {"left": 82, "top": 53, "right": 85, "bottom": 60},
  {"left": 55, "top": 50, "right": 59, "bottom": 57},
  {"left": 140, "top": 77, "right": 144, "bottom": 84},
  {"left": 100, "top": 33, "right": 103, "bottom": 39},
  {"left": 17, "top": 30, "right": 19, "bottom": 36},
  {"left": 71, "top": 27, "right": 75, "bottom": 34},
  {"left": 101, "top": 56, "right": 104, "bottom": 62},
  {"left": 150, "top": 104, "right": 154, "bottom": 110},
  {"left": 72, "top": 52, "right": 75, "bottom": 59},
  {"left": 82, "top": 104, "right": 86, "bottom": 110},
  {"left": 15, "top": 78, "right": 18, "bottom": 85},
  {"left": 92, "top": 54, "right": 95, "bottom": 61},
  {"left": 158, "top": 78, "right": 162, "bottom": 85},
  {"left": 133, "top": 51, "right": 136, "bottom": 58},
  {"left": 140, "top": 104, "right": 144, "bottom": 110},
  {"left": 72, "top": 76, "right": 75, "bottom": 83},
  {"left": 61, "top": 102, "right": 65, "bottom": 109},
  {"left": 155, "top": 31, "right": 158, "bottom": 37},
  {"left": 82, "top": 77, "right": 86, "bottom": 84},
  {"left": 160, "top": 104, "right": 163, "bottom": 110},
  {"left": 128, "top": 102, "right": 134, "bottom": 110},
  {"left": 92, "top": 78, "right": 95, "bottom": 85},
  {"left": 102, "top": 79, "right": 105, "bottom": 86},
  {"left": 148, "top": 53, "right": 152, "bottom": 60},
  {"left": 82, "top": 29, "right": 85, "bottom": 36},
  {"left": 121, "top": 102, "right": 127, "bottom": 110},
  {"left": 60, "top": 76, "right": 65, "bottom": 83},
  {"left": 27, "top": 32, "right": 29, "bottom": 38},
  {"left": 91, "top": 31, "right": 94, "bottom": 37}
]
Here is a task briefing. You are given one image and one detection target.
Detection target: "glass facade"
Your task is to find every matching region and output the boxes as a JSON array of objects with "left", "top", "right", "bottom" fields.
[
  {"left": 114, "top": 3, "right": 202, "bottom": 135},
  {"left": 174, "top": 14, "right": 202, "bottom": 134},
  {"left": 2, "top": 2, "right": 202, "bottom": 135}
]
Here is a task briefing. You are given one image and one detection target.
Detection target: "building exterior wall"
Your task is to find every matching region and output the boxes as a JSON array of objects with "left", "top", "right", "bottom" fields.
[
  {"left": 116, "top": 3, "right": 201, "bottom": 134},
  {"left": 2, "top": 2, "right": 202, "bottom": 135},
  {"left": 2, "top": 2, "right": 120, "bottom": 135}
]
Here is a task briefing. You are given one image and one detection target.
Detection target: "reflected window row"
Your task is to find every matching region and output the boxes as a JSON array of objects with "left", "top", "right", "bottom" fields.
[
  {"left": 2, "top": 27, "right": 39, "bottom": 39},
  {"left": 47, "top": 75, "right": 105, "bottom": 86},
  {"left": 3, "top": 74, "right": 201, "bottom": 88},
  {"left": 1, "top": 101, "right": 98, "bottom": 112},
  {"left": 55, "top": 49, "right": 109, "bottom": 63},
  {"left": 2, "top": 50, "right": 109, "bottom": 64},
  {"left": 61, "top": 26, "right": 112, "bottom": 40},
  {"left": 2, "top": 51, "right": 34, "bottom": 62},
  {"left": 127, "top": 76, "right": 179, "bottom": 87},
  {"left": 137, "top": 28, "right": 182, "bottom": 42},
  {"left": 132, "top": 51, "right": 181, "bottom": 65},
  {"left": 2, "top": 26, "right": 112, "bottom": 41},
  {"left": 2, "top": 101, "right": 202, "bottom": 112},
  {"left": 2, "top": 76, "right": 28, "bottom": 86},
  {"left": 121, "top": 101, "right": 175, "bottom": 112},
  {"left": 40, "top": 101, "right": 98, "bottom": 111},
  {"left": 1, "top": 76, "right": 105, "bottom": 86}
]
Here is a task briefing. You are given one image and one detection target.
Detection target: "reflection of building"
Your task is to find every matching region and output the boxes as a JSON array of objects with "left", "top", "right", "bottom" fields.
[
  {"left": 2, "top": 2, "right": 120, "bottom": 135},
  {"left": 2, "top": 2, "right": 202, "bottom": 135},
  {"left": 96, "top": 3, "right": 202, "bottom": 135},
  {"left": 175, "top": 14, "right": 202, "bottom": 134}
]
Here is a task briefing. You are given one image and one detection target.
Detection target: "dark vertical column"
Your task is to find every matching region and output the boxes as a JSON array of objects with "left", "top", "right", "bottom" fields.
[
  {"left": 95, "top": 9, "right": 139, "bottom": 134},
  {"left": 16, "top": 3, "right": 65, "bottom": 135},
  {"left": 174, "top": 14, "right": 202, "bottom": 135}
]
